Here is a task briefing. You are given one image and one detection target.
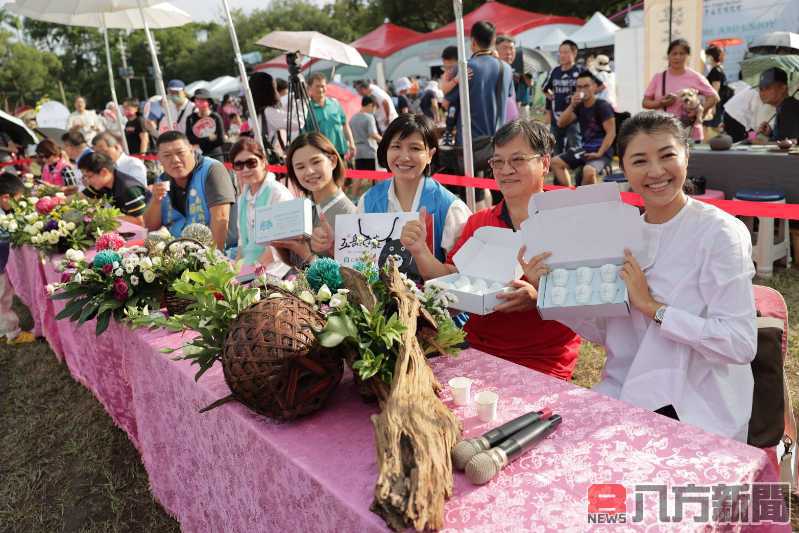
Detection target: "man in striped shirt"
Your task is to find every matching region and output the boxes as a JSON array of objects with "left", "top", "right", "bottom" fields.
[{"left": 79, "top": 152, "right": 148, "bottom": 226}]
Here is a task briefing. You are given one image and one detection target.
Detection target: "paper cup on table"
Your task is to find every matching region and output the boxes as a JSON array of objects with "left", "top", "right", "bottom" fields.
[
  {"left": 448, "top": 377, "right": 472, "bottom": 406},
  {"left": 475, "top": 391, "right": 498, "bottom": 422}
]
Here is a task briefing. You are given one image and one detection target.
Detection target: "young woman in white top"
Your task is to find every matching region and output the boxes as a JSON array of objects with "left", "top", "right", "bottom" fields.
[
  {"left": 230, "top": 138, "right": 295, "bottom": 275},
  {"left": 277, "top": 132, "right": 356, "bottom": 265},
  {"left": 521, "top": 111, "right": 757, "bottom": 441}
]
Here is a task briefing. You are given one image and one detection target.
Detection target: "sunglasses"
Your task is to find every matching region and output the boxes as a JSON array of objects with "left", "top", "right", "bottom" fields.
[{"left": 232, "top": 158, "right": 261, "bottom": 171}]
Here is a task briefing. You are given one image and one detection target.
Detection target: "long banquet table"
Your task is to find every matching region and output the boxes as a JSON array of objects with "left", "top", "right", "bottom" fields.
[
  {"left": 688, "top": 147, "right": 799, "bottom": 202},
  {"left": 6, "top": 242, "right": 791, "bottom": 532}
]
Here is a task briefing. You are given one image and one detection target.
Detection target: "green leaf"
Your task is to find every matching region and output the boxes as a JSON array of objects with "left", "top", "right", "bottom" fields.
[
  {"left": 95, "top": 311, "right": 112, "bottom": 335},
  {"left": 318, "top": 329, "right": 347, "bottom": 348}
]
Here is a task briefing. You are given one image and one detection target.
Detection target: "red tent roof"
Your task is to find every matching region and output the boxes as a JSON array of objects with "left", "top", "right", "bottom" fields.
[
  {"left": 417, "top": 1, "right": 583, "bottom": 43},
  {"left": 350, "top": 22, "right": 422, "bottom": 58}
]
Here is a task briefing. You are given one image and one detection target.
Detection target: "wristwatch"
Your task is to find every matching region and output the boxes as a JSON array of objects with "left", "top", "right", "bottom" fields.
[{"left": 653, "top": 305, "right": 667, "bottom": 326}]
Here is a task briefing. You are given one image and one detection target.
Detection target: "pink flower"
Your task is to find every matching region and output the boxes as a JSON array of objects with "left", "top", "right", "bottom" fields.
[
  {"left": 113, "top": 278, "right": 129, "bottom": 301},
  {"left": 96, "top": 232, "right": 125, "bottom": 251},
  {"left": 83, "top": 215, "right": 92, "bottom": 224},
  {"left": 61, "top": 271, "right": 72, "bottom": 283},
  {"left": 102, "top": 264, "right": 114, "bottom": 275},
  {"left": 35, "top": 197, "right": 57, "bottom": 215}
]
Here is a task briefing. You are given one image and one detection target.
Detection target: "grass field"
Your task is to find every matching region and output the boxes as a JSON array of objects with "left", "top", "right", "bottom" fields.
[{"left": 2, "top": 269, "right": 798, "bottom": 532}]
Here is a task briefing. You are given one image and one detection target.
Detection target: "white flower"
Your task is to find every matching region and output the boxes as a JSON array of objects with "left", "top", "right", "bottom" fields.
[
  {"left": 298, "top": 290, "right": 316, "bottom": 306},
  {"left": 267, "top": 292, "right": 283, "bottom": 299},
  {"left": 280, "top": 280, "right": 296, "bottom": 293},
  {"left": 316, "top": 284, "right": 332, "bottom": 302},
  {"left": 139, "top": 257, "right": 152, "bottom": 269},
  {"left": 336, "top": 288, "right": 350, "bottom": 295},
  {"left": 142, "top": 270, "right": 156, "bottom": 284},
  {"left": 8, "top": 221, "right": 17, "bottom": 232},
  {"left": 73, "top": 272, "right": 82, "bottom": 284},
  {"left": 45, "top": 284, "right": 56, "bottom": 295},
  {"left": 55, "top": 192, "right": 66, "bottom": 199},
  {"left": 114, "top": 268, "right": 123, "bottom": 277},
  {"left": 66, "top": 222, "right": 75, "bottom": 231},
  {"left": 130, "top": 275, "right": 139, "bottom": 286},
  {"left": 329, "top": 293, "right": 347, "bottom": 309},
  {"left": 65, "top": 249, "right": 85, "bottom": 263},
  {"left": 47, "top": 232, "right": 59, "bottom": 244},
  {"left": 151, "top": 256, "right": 162, "bottom": 266},
  {"left": 112, "top": 261, "right": 119, "bottom": 269},
  {"left": 24, "top": 213, "right": 36, "bottom": 222},
  {"left": 34, "top": 221, "right": 44, "bottom": 230},
  {"left": 18, "top": 200, "right": 27, "bottom": 208}
]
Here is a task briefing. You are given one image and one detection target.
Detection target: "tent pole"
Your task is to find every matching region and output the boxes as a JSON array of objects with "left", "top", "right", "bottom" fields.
[
  {"left": 137, "top": 0, "right": 173, "bottom": 127},
  {"left": 102, "top": 17, "right": 130, "bottom": 154},
  {"left": 453, "top": 0, "right": 475, "bottom": 212},
  {"left": 221, "top": 0, "right": 264, "bottom": 151}
]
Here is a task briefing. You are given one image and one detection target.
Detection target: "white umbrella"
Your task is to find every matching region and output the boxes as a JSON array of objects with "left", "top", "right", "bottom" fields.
[
  {"left": 751, "top": 31, "right": 799, "bottom": 52},
  {"left": 256, "top": 31, "right": 368, "bottom": 68},
  {"left": 7, "top": 1, "right": 190, "bottom": 152},
  {"left": 537, "top": 28, "right": 569, "bottom": 52}
]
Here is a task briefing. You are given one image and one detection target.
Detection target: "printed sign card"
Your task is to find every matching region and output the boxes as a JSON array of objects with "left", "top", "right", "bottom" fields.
[{"left": 334, "top": 212, "right": 431, "bottom": 282}]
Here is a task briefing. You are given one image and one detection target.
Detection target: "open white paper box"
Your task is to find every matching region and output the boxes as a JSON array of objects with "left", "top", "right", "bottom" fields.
[
  {"left": 520, "top": 183, "right": 645, "bottom": 320},
  {"left": 254, "top": 198, "right": 313, "bottom": 244},
  {"left": 425, "top": 226, "right": 522, "bottom": 315}
]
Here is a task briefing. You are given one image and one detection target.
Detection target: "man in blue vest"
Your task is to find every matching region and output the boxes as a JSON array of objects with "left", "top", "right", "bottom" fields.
[{"left": 143, "top": 131, "right": 236, "bottom": 250}]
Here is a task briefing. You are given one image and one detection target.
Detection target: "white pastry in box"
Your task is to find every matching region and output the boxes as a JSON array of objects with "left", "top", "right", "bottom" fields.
[
  {"left": 254, "top": 197, "right": 313, "bottom": 243},
  {"left": 520, "top": 183, "right": 646, "bottom": 320},
  {"left": 425, "top": 226, "right": 522, "bottom": 315}
]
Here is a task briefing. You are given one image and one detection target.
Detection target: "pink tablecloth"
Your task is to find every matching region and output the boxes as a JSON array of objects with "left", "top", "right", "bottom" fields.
[{"left": 7, "top": 242, "right": 790, "bottom": 532}]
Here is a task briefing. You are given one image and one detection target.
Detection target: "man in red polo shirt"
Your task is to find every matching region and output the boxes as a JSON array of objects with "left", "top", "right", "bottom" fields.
[{"left": 401, "top": 119, "right": 580, "bottom": 379}]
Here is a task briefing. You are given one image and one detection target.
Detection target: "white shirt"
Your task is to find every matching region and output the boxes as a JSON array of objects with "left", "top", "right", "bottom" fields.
[
  {"left": 238, "top": 173, "right": 295, "bottom": 277},
  {"left": 560, "top": 199, "right": 757, "bottom": 441},
  {"left": 723, "top": 85, "right": 776, "bottom": 132},
  {"left": 115, "top": 153, "right": 148, "bottom": 188},
  {"left": 369, "top": 84, "right": 398, "bottom": 131},
  {"left": 356, "top": 177, "right": 471, "bottom": 253},
  {"left": 67, "top": 110, "right": 104, "bottom": 143},
  {"left": 158, "top": 100, "right": 195, "bottom": 134}
]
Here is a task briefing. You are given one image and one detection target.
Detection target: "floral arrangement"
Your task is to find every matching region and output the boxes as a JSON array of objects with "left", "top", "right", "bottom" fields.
[
  {"left": 309, "top": 257, "right": 465, "bottom": 385},
  {"left": 129, "top": 259, "right": 262, "bottom": 379},
  {"left": 49, "top": 245, "right": 166, "bottom": 334},
  {"left": 0, "top": 192, "right": 121, "bottom": 254}
]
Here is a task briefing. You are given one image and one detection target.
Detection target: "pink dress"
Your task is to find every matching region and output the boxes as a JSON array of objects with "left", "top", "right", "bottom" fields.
[
  {"left": 644, "top": 67, "right": 718, "bottom": 141},
  {"left": 41, "top": 159, "right": 71, "bottom": 186}
]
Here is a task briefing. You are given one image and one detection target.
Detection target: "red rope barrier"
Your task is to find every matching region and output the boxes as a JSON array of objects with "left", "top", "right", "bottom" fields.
[{"left": 5, "top": 153, "right": 799, "bottom": 220}]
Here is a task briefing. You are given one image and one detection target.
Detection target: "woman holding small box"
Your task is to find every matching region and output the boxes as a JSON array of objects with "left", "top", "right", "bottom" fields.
[
  {"left": 520, "top": 111, "right": 756, "bottom": 441},
  {"left": 230, "top": 138, "right": 295, "bottom": 272},
  {"left": 401, "top": 119, "right": 580, "bottom": 379},
  {"left": 356, "top": 114, "right": 471, "bottom": 263},
  {"left": 283, "top": 133, "right": 356, "bottom": 266}
]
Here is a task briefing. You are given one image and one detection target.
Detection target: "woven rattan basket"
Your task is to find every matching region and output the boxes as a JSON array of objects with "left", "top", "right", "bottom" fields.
[
  {"left": 160, "top": 238, "right": 204, "bottom": 315},
  {"left": 217, "top": 294, "right": 344, "bottom": 420}
]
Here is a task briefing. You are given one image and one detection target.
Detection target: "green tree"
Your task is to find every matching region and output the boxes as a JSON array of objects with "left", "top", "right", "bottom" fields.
[{"left": 0, "top": 30, "right": 62, "bottom": 107}]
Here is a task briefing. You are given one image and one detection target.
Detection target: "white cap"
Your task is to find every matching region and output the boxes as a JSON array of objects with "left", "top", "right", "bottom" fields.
[{"left": 394, "top": 77, "right": 412, "bottom": 93}]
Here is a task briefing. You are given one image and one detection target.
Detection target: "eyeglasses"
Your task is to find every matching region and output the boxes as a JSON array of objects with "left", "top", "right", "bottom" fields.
[
  {"left": 488, "top": 154, "right": 542, "bottom": 172},
  {"left": 232, "top": 158, "right": 261, "bottom": 171}
]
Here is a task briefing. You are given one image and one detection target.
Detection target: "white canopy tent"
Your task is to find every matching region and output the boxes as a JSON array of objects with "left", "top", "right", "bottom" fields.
[
  {"left": 566, "top": 11, "right": 620, "bottom": 48},
  {"left": 205, "top": 76, "right": 241, "bottom": 100},
  {"left": 184, "top": 80, "right": 210, "bottom": 97},
  {"left": 535, "top": 27, "right": 569, "bottom": 52}
]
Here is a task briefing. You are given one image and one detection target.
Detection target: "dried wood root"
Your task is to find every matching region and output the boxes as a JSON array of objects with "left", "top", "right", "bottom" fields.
[{"left": 370, "top": 261, "right": 461, "bottom": 531}]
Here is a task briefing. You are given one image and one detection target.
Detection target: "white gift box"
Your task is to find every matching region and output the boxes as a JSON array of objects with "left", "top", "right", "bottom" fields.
[
  {"left": 426, "top": 226, "right": 522, "bottom": 315},
  {"left": 520, "top": 183, "right": 645, "bottom": 320},
  {"left": 254, "top": 198, "right": 313, "bottom": 243}
]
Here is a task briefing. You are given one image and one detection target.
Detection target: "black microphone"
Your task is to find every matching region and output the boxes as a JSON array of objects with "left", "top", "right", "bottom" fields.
[
  {"left": 451, "top": 408, "right": 552, "bottom": 470},
  {"left": 465, "top": 414, "right": 562, "bottom": 485}
]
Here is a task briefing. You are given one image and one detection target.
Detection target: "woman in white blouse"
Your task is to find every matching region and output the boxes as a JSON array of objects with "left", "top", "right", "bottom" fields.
[{"left": 522, "top": 111, "right": 757, "bottom": 441}]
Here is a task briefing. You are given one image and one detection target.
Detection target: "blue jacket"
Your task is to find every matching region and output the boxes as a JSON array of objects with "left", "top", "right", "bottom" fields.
[
  {"left": 159, "top": 157, "right": 216, "bottom": 237},
  {"left": 362, "top": 177, "right": 456, "bottom": 262}
]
